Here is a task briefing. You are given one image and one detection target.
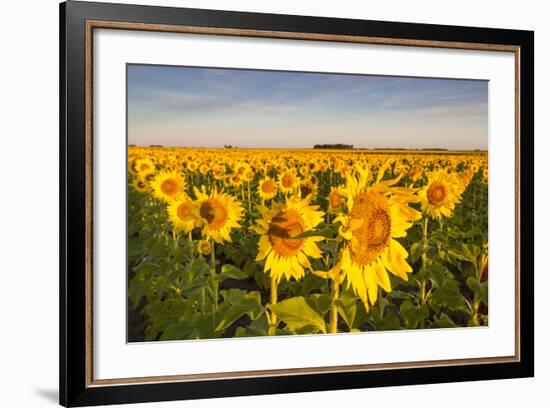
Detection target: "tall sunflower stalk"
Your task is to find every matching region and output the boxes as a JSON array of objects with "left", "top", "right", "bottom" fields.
[
  {"left": 268, "top": 274, "right": 278, "bottom": 335},
  {"left": 192, "top": 186, "right": 244, "bottom": 311},
  {"left": 253, "top": 197, "right": 325, "bottom": 334},
  {"left": 332, "top": 163, "right": 420, "bottom": 311},
  {"left": 418, "top": 169, "right": 463, "bottom": 307}
]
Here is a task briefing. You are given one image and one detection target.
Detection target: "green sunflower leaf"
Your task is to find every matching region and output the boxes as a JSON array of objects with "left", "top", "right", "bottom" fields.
[
  {"left": 215, "top": 289, "right": 264, "bottom": 332},
  {"left": 270, "top": 296, "right": 327, "bottom": 334},
  {"left": 217, "top": 264, "right": 249, "bottom": 281},
  {"left": 291, "top": 228, "right": 336, "bottom": 240}
]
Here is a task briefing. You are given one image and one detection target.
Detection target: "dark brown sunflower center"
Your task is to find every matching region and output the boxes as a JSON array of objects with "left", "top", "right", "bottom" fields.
[
  {"left": 267, "top": 209, "right": 305, "bottom": 257},
  {"left": 160, "top": 179, "right": 180, "bottom": 196},
  {"left": 349, "top": 192, "right": 392, "bottom": 266},
  {"left": 281, "top": 174, "right": 294, "bottom": 188},
  {"left": 427, "top": 182, "right": 448, "bottom": 206},
  {"left": 329, "top": 191, "right": 344, "bottom": 209},
  {"left": 261, "top": 180, "right": 276, "bottom": 194},
  {"left": 177, "top": 202, "right": 192, "bottom": 220},
  {"left": 299, "top": 184, "right": 313, "bottom": 198},
  {"left": 199, "top": 199, "right": 228, "bottom": 229}
]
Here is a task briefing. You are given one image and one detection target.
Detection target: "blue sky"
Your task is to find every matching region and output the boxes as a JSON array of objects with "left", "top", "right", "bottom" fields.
[{"left": 127, "top": 64, "right": 488, "bottom": 150}]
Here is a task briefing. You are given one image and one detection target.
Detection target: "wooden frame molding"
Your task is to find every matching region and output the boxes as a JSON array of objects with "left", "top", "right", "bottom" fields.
[
  {"left": 84, "top": 19, "right": 521, "bottom": 388},
  {"left": 60, "top": 2, "right": 534, "bottom": 405}
]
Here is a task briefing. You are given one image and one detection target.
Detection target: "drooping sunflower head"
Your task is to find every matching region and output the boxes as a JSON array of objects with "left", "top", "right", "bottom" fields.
[
  {"left": 193, "top": 187, "right": 243, "bottom": 243},
  {"left": 419, "top": 169, "right": 461, "bottom": 220},
  {"left": 167, "top": 197, "right": 196, "bottom": 233},
  {"left": 328, "top": 186, "right": 346, "bottom": 213},
  {"left": 151, "top": 170, "right": 186, "bottom": 202},
  {"left": 296, "top": 179, "right": 317, "bottom": 202},
  {"left": 257, "top": 177, "right": 278, "bottom": 200},
  {"left": 336, "top": 163, "right": 421, "bottom": 309},
  {"left": 253, "top": 198, "right": 324, "bottom": 283}
]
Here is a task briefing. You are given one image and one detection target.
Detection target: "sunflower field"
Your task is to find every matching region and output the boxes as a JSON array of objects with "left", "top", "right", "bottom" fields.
[{"left": 127, "top": 147, "right": 488, "bottom": 341}]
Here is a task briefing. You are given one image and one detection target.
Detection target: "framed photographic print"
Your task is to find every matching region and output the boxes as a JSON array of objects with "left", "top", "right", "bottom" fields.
[{"left": 59, "top": 0, "right": 534, "bottom": 406}]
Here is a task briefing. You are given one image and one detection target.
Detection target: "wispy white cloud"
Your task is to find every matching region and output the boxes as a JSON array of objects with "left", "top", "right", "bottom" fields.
[{"left": 127, "top": 65, "right": 488, "bottom": 149}]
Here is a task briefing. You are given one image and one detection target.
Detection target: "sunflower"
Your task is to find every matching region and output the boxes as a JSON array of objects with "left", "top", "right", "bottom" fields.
[
  {"left": 296, "top": 179, "right": 317, "bottom": 201},
  {"left": 409, "top": 165, "right": 424, "bottom": 182},
  {"left": 243, "top": 169, "right": 255, "bottom": 183},
  {"left": 167, "top": 197, "right": 196, "bottom": 233},
  {"left": 458, "top": 169, "right": 474, "bottom": 194},
  {"left": 134, "top": 158, "right": 155, "bottom": 177},
  {"left": 132, "top": 177, "right": 149, "bottom": 193},
  {"left": 234, "top": 162, "right": 250, "bottom": 177},
  {"left": 419, "top": 169, "right": 461, "bottom": 220},
  {"left": 253, "top": 198, "right": 324, "bottom": 283},
  {"left": 193, "top": 187, "right": 243, "bottom": 243},
  {"left": 199, "top": 163, "right": 209, "bottom": 175},
  {"left": 328, "top": 186, "right": 346, "bottom": 213},
  {"left": 307, "top": 160, "right": 320, "bottom": 173},
  {"left": 278, "top": 170, "right": 297, "bottom": 193},
  {"left": 227, "top": 173, "right": 243, "bottom": 188},
  {"left": 151, "top": 170, "right": 186, "bottom": 202},
  {"left": 257, "top": 177, "right": 278, "bottom": 200},
  {"left": 335, "top": 163, "right": 421, "bottom": 309},
  {"left": 212, "top": 165, "right": 226, "bottom": 181},
  {"left": 197, "top": 239, "right": 212, "bottom": 256}
]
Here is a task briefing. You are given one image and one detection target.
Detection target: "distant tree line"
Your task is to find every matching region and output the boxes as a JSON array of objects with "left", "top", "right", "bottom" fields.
[{"left": 313, "top": 144, "right": 354, "bottom": 149}]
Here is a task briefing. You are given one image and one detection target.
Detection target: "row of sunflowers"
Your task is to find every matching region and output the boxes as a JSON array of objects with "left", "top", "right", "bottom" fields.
[{"left": 128, "top": 147, "right": 488, "bottom": 341}]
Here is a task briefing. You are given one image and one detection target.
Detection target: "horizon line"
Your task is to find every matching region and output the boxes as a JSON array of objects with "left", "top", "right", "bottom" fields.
[{"left": 128, "top": 144, "right": 488, "bottom": 152}]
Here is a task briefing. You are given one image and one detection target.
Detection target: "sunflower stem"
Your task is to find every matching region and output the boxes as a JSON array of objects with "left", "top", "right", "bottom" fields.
[
  {"left": 329, "top": 279, "right": 340, "bottom": 334},
  {"left": 471, "top": 296, "right": 480, "bottom": 325},
  {"left": 269, "top": 274, "right": 278, "bottom": 335},
  {"left": 188, "top": 231, "right": 194, "bottom": 259},
  {"left": 247, "top": 182, "right": 252, "bottom": 213},
  {"left": 172, "top": 230, "right": 178, "bottom": 252},
  {"left": 420, "top": 280, "right": 427, "bottom": 304},
  {"left": 421, "top": 217, "right": 429, "bottom": 266},
  {"left": 210, "top": 240, "right": 218, "bottom": 311},
  {"left": 420, "top": 217, "right": 430, "bottom": 329}
]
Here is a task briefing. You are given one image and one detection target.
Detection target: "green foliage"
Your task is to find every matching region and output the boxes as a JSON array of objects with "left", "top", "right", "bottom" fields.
[
  {"left": 127, "top": 166, "right": 489, "bottom": 341},
  {"left": 216, "top": 289, "right": 264, "bottom": 331},
  {"left": 270, "top": 297, "right": 327, "bottom": 334}
]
